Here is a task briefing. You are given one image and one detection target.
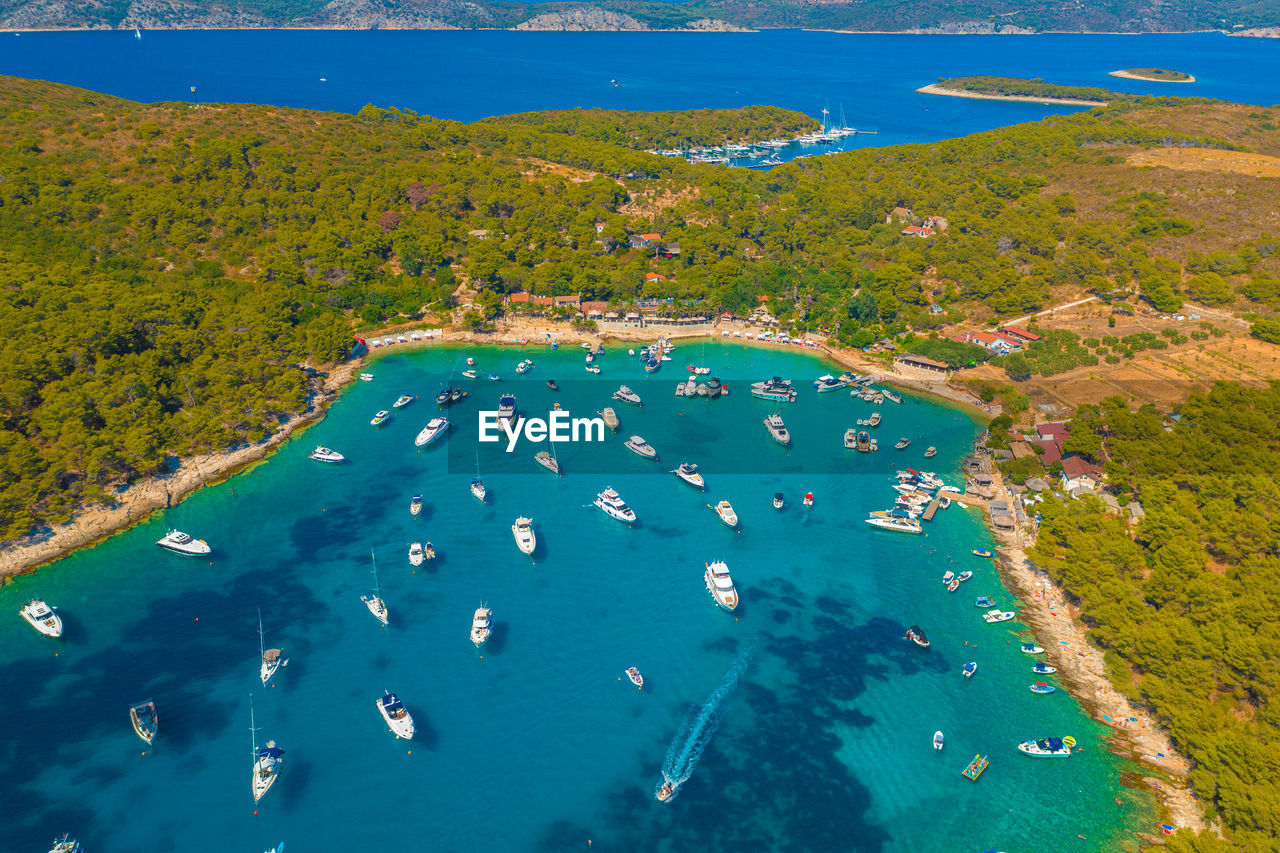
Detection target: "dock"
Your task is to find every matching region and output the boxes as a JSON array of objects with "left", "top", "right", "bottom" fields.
[{"left": 922, "top": 498, "right": 941, "bottom": 522}]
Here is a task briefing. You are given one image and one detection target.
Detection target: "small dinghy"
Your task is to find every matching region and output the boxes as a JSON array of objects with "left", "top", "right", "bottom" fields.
[
  {"left": 546, "top": 379, "right": 559, "bottom": 391},
  {"left": 963, "top": 661, "right": 978, "bottom": 679},
  {"left": 983, "top": 609, "right": 1016, "bottom": 623},
  {"left": 924, "top": 446, "right": 937, "bottom": 458},
  {"left": 625, "top": 667, "right": 644, "bottom": 689},
  {"left": 802, "top": 492, "right": 814, "bottom": 507},
  {"left": 956, "top": 571, "right": 973, "bottom": 582},
  {"left": 1029, "top": 682, "right": 1056, "bottom": 695},
  {"left": 894, "top": 437, "right": 910, "bottom": 450},
  {"left": 972, "top": 548, "right": 993, "bottom": 558},
  {"left": 933, "top": 731, "right": 944, "bottom": 751},
  {"left": 1021, "top": 643, "right": 1045, "bottom": 654},
  {"left": 1032, "top": 662, "right": 1057, "bottom": 674},
  {"left": 941, "top": 570, "right": 955, "bottom": 584},
  {"left": 130, "top": 700, "right": 158, "bottom": 745},
  {"left": 904, "top": 625, "right": 930, "bottom": 648}
]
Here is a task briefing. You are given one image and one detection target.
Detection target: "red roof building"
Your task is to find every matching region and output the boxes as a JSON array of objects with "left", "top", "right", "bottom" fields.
[{"left": 1002, "top": 326, "right": 1041, "bottom": 343}]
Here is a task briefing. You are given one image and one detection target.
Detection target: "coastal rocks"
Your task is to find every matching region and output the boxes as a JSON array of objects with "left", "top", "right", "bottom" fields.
[
  {"left": 685, "top": 17, "right": 752, "bottom": 32},
  {"left": 515, "top": 9, "right": 646, "bottom": 31}
]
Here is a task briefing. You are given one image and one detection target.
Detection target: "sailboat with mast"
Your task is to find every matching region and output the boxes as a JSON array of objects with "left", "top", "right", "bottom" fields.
[
  {"left": 249, "top": 696, "right": 284, "bottom": 804},
  {"left": 258, "top": 608, "right": 285, "bottom": 686},
  {"left": 471, "top": 451, "right": 486, "bottom": 502},
  {"left": 361, "top": 551, "right": 389, "bottom": 625}
]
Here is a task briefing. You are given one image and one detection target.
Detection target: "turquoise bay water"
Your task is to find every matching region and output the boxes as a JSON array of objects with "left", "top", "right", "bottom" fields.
[{"left": 1, "top": 341, "right": 1153, "bottom": 851}]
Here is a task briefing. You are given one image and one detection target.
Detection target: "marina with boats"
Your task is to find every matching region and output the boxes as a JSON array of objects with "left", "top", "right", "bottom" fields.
[{"left": 645, "top": 108, "right": 878, "bottom": 169}]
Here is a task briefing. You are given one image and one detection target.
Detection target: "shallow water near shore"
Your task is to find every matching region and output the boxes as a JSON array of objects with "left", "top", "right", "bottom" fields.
[{"left": 0, "top": 341, "right": 1156, "bottom": 851}]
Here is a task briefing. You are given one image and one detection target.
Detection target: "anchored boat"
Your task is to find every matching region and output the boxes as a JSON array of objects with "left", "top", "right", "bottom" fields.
[
  {"left": 309, "top": 446, "right": 345, "bottom": 463},
  {"left": 19, "top": 599, "right": 63, "bottom": 637},
  {"left": 713, "top": 500, "right": 738, "bottom": 527},
  {"left": 673, "top": 462, "right": 705, "bottom": 490},
  {"left": 512, "top": 517, "right": 536, "bottom": 554},
  {"left": 130, "top": 700, "right": 158, "bottom": 745},
  {"left": 471, "top": 606, "right": 492, "bottom": 647},
  {"left": 763, "top": 413, "right": 791, "bottom": 446},
  {"left": 599, "top": 407, "right": 620, "bottom": 431},
  {"left": 962, "top": 754, "right": 989, "bottom": 781},
  {"left": 156, "top": 529, "right": 211, "bottom": 556},
  {"left": 1018, "top": 736, "right": 1075, "bottom": 757},
  {"left": 704, "top": 560, "right": 739, "bottom": 610},
  {"left": 594, "top": 487, "right": 636, "bottom": 523},
  {"left": 613, "top": 385, "right": 642, "bottom": 405},
  {"left": 625, "top": 667, "right": 644, "bottom": 689},
  {"left": 625, "top": 435, "right": 658, "bottom": 459},
  {"left": 376, "top": 690, "right": 415, "bottom": 739},
  {"left": 983, "top": 609, "right": 1016, "bottom": 623}
]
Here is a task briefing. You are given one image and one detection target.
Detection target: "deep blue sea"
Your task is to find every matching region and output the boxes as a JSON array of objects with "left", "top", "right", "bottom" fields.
[
  {"left": 1, "top": 30, "right": 1277, "bottom": 150},
  {"left": 1, "top": 342, "right": 1158, "bottom": 851}
]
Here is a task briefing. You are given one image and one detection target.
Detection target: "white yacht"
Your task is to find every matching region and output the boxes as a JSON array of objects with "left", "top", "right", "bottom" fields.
[
  {"left": 309, "top": 446, "right": 345, "bottom": 462},
  {"left": 361, "top": 553, "right": 388, "bottom": 625},
  {"left": 763, "top": 413, "right": 790, "bottom": 446},
  {"left": 498, "top": 394, "right": 517, "bottom": 424},
  {"left": 370, "top": 410, "right": 391, "bottom": 426},
  {"left": 613, "top": 385, "right": 642, "bottom": 405},
  {"left": 704, "top": 560, "right": 739, "bottom": 610},
  {"left": 156, "top": 529, "right": 211, "bottom": 555},
  {"left": 20, "top": 599, "right": 63, "bottom": 637},
  {"left": 376, "top": 691, "right": 415, "bottom": 739},
  {"left": 512, "top": 517, "right": 536, "bottom": 554},
  {"left": 392, "top": 394, "right": 416, "bottom": 409},
  {"left": 1017, "top": 736, "right": 1075, "bottom": 758},
  {"left": 470, "top": 478, "right": 487, "bottom": 502},
  {"left": 864, "top": 515, "right": 922, "bottom": 534},
  {"left": 672, "top": 462, "right": 705, "bottom": 490},
  {"left": 408, "top": 542, "right": 425, "bottom": 567},
  {"left": 813, "top": 374, "right": 848, "bottom": 392},
  {"left": 625, "top": 435, "right": 657, "bottom": 459},
  {"left": 415, "top": 417, "right": 450, "bottom": 447},
  {"left": 713, "top": 500, "right": 738, "bottom": 527},
  {"left": 600, "top": 407, "right": 620, "bottom": 431},
  {"left": 470, "top": 606, "right": 492, "bottom": 647},
  {"left": 594, "top": 487, "right": 637, "bottom": 523},
  {"left": 984, "top": 609, "right": 1016, "bottom": 623}
]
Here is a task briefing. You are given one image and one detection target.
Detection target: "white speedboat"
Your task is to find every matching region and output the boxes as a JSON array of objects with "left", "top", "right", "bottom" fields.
[
  {"left": 359, "top": 373, "right": 374, "bottom": 381},
  {"left": 371, "top": 410, "right": 392, "bottom": 426},
  {"left": 410, "top": 494, "right": 423, "bottom": 516},
  {"left": 1017, "top": 736, "right": 1075, "bottom": 757},
  {"left": 983, "top": 609, "right": 1016, "bottom": 623},
  {"left": 470, "top": 478, "right": 486, "bottom": 502},
  {"left": 512, "top": 517, "right": 536, "bottom": 554},
  {"left": 48, "top": 835, "right": 82, "bottom": 853},
  {"left": 713, "top": 500, "right": 738, "bottom": 527},
  {"left": 933, "top": 731, "right": 945, "bottom": 751},
  {"left": 156, "top": 529, "right": 211, "bottom": 555},
  {"left": 625, "top": 666, "right": 644, "bottom": 689},
  {"left": 773, "top": 492, "right": 784, "bottom": 509},
  {"left": 864, "top": 516, "right": 922, "bottom": 534},
  {"left": 594, "top": 487, "right": 636, "bottom": 523},
  {"left": 600, "top": 407, "right": 620, "bottom": 431},
  {"left": 704, "top": 560, "right": 739, "bottom": 610},
  {"left": 376, "top": 691, "right": 415, "bottom": 739},
  {"left": 309, "top": 446, "right": 345, "bottom": 462},
  {"left": 408, "top": 542, "right": 425, "bottom": 567},
  {"left": 585, "top": 364, "right": 601, "bottom": 374},
  {"left": 393, "top": 394, "right": 416, "bottom": 409},
  {"left": 470, "top": 606, "right": 492, "bottom": 647},
  {"left": 613, "top": 385, "right": 642, "bottom": 405},
  {"left": 498, "top": 394, "right": 517, "bottom": 424},
  {"left": 625, "top": 435, "right": 657, "bottom": 459},
  {"left": 130, "top": 700, "right": 158, "bottom": 745},
  {"left": 516, "top": 359, "right": 534, "bottom": 374},
  {"left": 19, "top": 599, "right": 63, "bottom": 637},
  {"left": 414, "top": 417, "right": 450, "bottom": 447},
  {"left": 763, "top": 413, "right": 790, "bottom": 446},
  {"left": 462, "top": 369, "right": 478, "bottom": 379},
  {"left": 813, "top": 374, "right": 848, "bottom": 392},
  {"left": 673, "top": 462, "right": 704, "bottom": 490}
]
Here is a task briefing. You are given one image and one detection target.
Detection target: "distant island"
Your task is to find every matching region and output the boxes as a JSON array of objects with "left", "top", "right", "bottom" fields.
[
  {"left": 2, "top": 0, "right": 1279, "bottom": 33},
  {"left": 1109, "top": 67, "right": 1196, "bottom": 82},
  {"left": 918, "top": 76, "right": 1115, "bottom": 107}
]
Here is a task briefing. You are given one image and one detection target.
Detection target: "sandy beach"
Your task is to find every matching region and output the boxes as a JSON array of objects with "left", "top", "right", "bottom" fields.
[
  {"left": 979, "top": 471, "right": 1207, "bottom": 838},
  {"left": 1108, "top": 69, "right": 1196, "bottom": 83},
  {"left": 915, "top": 83, "right": 1109, "bottom": 107}
]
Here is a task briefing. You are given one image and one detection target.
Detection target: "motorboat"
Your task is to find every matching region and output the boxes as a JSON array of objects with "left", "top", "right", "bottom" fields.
[
  {"left": 19, "top": 599, "right": 63, "bottom": 637},
  {"left": 956, "top": 571, "right": 973, "bottom": 582},
  {"left": 843, "top": 428, "right": 858, "bottom": 449},
  {"left": 613, "top": 385, "right": 642, "bottom": 405},
  {"left": 763, "top": 413, "right": 790, "bottom": 446},
  {"left": 488, "top": 373, "right": 501, "bottom": 381},
  {"left": 309, "top": 446, "right": 345, "bottom": 463},
  {"left": 972, "top": 548, "right": 994, "bottom": 558},
  {"left": 656, "top": 779, "right": 677, "bottom": 803},
  {"left": 498, "top": 394, "right": 517, "bottom": 424},
  {"left": 983, "top": 610, "right": 1016, "bottom": 623},
  {"left": 924, "top": 446, "right": 937, "bottom": 458},
  {"left": 802, "top": 492, "right": 814, "bottom": 507},
  {"left": 773, "top": 492, "right": 784, "bottom": 509},
  {"left": 673, "top": 462, "right": 705, "bottom": 490},
  {"left": 376, "top": 691, "right": 415, "bottom": 739},
  {"left": 933, "top": 731, "right": 945, "bottom": 751},
  {"left": 408, "top": 542, "right": 425, "bottom": 567},
  {"left": 974, "top": 595, "right": 995, "bottom": 608},
  {"left": 462, "top": 369, "right": 478, "bottom": 379},
  {"left": 1018, "top": 736, "right": 1075, "bottom": 757},
  {"left": 130, "top": 700, "right": 158, "bottom": 745},
  {"left": 813, "top": 374, "right": 848, "bottom": 392},
  {"left": 1020, "top": 643, "right": 1045, "bottom": 654},
  {"left": 435, "top": 388, "right": 451, "bottom": 405},
  {"left": 600, "top": 407, "right": 620, "bottom": 431},
  {"left": 547, "top": 379, "right": 559, "bottom": 391},
  {"left": 713, "top": 500, "right": 738, "bottom": 527},
  {"left": 864, "top": 516, "right": 921, "bottom": 534},
  {"left": 894, "top": 437, "right": 910, "bottom": 450},
  {"left": 535, "top": 450, "right": 560, "bottom": 474},
  {"left": 410, "top": 494, "right": 423, "bottom": 516},
  {"left": 904, "top": 625, "right": 930, "bottom": 648},
  {"left": 963, "top": 662, "right": 978, "bottom": 679},
  {"left": 867, "top": 412, "right": 881, "bottom": 428},
  {"left": 393, "top": 394, "right": 416, "bottom": 408},
  {"left": 516, "top": 359, "right": 534, "bottom": 374},
  {"left": 156, "top": 529, "right": 211, "bottom": 556},
  {"left": 466, "top": 357, "right": 475, "bottom": 366},
  {"left": 450, "top": 387, "right": 469, "bottom": 404},
  {"left": 471, "top": 478, "right": 487, "bottom": 502},
  {"left": 704, "top": 560, "right": 739, "bottom": 610},
  {"left": 883, "top": 390, "right": 903, "bottom": 404},
  {"left": 1032, "top": 662, "right": 1057, "bottom": 675},
  {"left": 625, "top": 667, "right": 644, "bottom": 689},
  {"left": 644, "top": 357, "right": 661, "bottom": 374},
  {"left": 359, "top": 373, "right": 373, "bottom": 381},
  {"left": 751, "top": 377, "right": 796, "bottom": 402},
  {"left": 625, "top": 435, "right": 657, "bottom": 459},
  {"left": 371, "top": 410, "right": 392, "bottom": 426},
  {"left": 414, "top": 417, "right": 450, "bottom": 447},
  {"left": 512, "top": 517, "right": 536, "bottom": 554},
  {"left": 855, "top": 430, "right": 875, "bottom": 452},
  {"left": 594, "top": 487, "right": 636, "bottom": 523},
  {"left": 471, "top": 606, "right": 492, "bottom": 647},
  {"left": 1029, "top": 682, "right": 1056, "bottom": 695},
  {"left": 941, "top": 570, "right": 955, "bottom": 584},
  {"left": 585, "top": 364, "right": 601, "bottom": 374}
]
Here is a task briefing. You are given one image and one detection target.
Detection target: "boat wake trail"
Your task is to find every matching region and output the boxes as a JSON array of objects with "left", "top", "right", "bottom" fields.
[{"left": 657, "top": 649, "right": 752, "bottom": 802}]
